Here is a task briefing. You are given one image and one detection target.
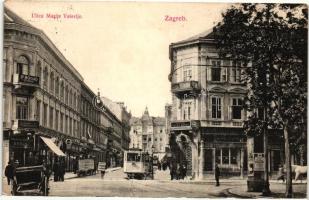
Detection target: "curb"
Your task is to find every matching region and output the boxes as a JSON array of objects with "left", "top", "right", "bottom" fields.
[{"left": 226, "top": 188, "right": 255, "bottom": 198}]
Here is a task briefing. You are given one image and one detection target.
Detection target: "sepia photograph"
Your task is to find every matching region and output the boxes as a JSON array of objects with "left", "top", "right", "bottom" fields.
[{"left": 1, "top": 0, "right": 308, "bottom": 198}]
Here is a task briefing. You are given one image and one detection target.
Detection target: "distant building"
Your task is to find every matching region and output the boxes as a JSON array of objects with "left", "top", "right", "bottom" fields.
[{"left": 129, "top": 107, "right": 168, "bottom": 160}]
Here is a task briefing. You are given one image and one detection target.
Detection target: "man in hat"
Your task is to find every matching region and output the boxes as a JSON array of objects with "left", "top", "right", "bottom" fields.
[{"left": 215, "top": 163, "right": 220, "bottom": 186}]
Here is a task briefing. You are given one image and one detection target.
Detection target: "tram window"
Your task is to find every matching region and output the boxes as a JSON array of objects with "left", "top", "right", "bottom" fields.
[{"left": 127, "top": 153, "right": 141, "bottom": 162}]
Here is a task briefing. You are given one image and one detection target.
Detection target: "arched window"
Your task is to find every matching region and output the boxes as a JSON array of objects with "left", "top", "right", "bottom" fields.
[
  {"left": 65, "top": 85, "right": 69, "bottom": 104},
  {"left": 36, "top": 62, "right": 42, "bottom": 85},
  {"left": 43, "top": 67, "right": 48, "bottom": 89},
  {"left": 55, "top": 77, "right": 59, "bottom": 96},
  {"left": 50, "top": 71, "right": 54, "bottom": 93},
  {"left": 17, "top": 55, "right": 30, "bottom": 75},
  {"left": 60, "top": 80, "right": 64, "bottom": 100},
  {"left": 69, "top": 89, "right": 72, "bottom": 106},
  {"left": 73, "top": 92, "right": 76, "bottom": 108},
  {"left": 76, "top": 95, "right": 79, "bottom": 110}
]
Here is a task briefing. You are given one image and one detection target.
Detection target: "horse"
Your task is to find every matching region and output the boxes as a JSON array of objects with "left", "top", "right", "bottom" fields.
[
  {"left": 293, "top": 165, "right": 307, "bottom": 181},
  {"left": 280, "top": 165, "right": 307, "bottom": 182}
]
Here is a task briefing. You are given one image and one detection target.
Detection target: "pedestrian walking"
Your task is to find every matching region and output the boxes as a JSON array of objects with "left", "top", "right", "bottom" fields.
[
  {"left": 215, "top": 163, "right": 220, "bottom": 186},
  {"left": 59, "top": 160, "right": 65, "bottom": 181},
  {"left": 53, "top": 160, "right": 59, "bottom": 182},
  {"left": 100, "top": 170, "right": 106, "bottom": 179},
  {"left": 4, "top": 161, "right": 15, "bottom": 185},
  {"left": 181, "top": 162, "right": 187, "bottom": 180},
  {"left": 158, "top": 161, "right": 161, "bottom": 171},
  {"left": 170, "top": 162, "right": 177, "bottom": 180},
  {"left": 176, "top": 163, "right": 181, "bottom": 180}
]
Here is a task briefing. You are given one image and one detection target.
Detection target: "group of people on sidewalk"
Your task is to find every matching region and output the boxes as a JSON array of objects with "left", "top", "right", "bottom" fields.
[
  {"left": 169, "top": 162, "right": 188, "bottom": 180},
  {"left": 52, "top": 158, "right": 66, "bottom": 182},
  {"left": 164, "top": 161, "right": 221, "bottom": 186}
]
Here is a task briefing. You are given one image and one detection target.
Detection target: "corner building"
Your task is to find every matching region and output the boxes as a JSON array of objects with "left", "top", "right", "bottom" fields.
[
  {"left": 168, "top": 29, "right": 248, "bottom": 179},
  {"left": 2, "top": 6, "right": 116, "bottom": 171},
  {"left": 168, "top": 29, "right": 287, "bottom": 180}
]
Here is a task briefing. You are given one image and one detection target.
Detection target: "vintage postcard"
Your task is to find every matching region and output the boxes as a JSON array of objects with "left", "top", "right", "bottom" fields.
[{"left": 2, "top": 0, "right": 307, "bottom": 198}]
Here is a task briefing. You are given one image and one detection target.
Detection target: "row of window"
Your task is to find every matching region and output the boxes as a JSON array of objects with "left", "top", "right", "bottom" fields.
[
  {"left": 181, "top": 60, "right": 242, "bottom": 83},
  {"left": 81, "top": 98, "right": 100, "bottom": 125},
  {"left": 16, "top": 96, "right": 80, "bottom": 137},
  {"left": 216, "top": 148, "right": 238, "bottom": 165},
  {"left": 80, "top": 120, "right": 101, "bottom": 144},
  {"left": 180, "top": 97, "right": 243, "bottom": 120},
  {"left": 15, "top": 55, "right": 80, "bottom": 111}
]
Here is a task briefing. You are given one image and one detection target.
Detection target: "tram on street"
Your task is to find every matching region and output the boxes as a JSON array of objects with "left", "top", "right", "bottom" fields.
[{"left": 123, "top": 149, "right": 153, "bottom": 180}]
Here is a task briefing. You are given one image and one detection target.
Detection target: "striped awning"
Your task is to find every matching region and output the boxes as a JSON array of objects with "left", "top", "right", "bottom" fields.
[{"left": 40, "top": 136, "right": 65, "bottom": 156}]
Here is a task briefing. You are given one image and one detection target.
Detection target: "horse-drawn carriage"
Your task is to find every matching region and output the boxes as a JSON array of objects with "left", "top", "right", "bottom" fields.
[{"left": 11, "top": 165, "right": 50, "bottom": 196}]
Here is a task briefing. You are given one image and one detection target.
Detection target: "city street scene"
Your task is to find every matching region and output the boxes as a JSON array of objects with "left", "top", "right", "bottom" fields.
[{"left": 2, "top": 1, "right": 307, "bottom": 198}]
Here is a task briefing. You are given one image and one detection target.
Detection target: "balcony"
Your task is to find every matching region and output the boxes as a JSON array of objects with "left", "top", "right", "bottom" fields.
[
  {"left": 170, "top": 120, "right": 200, "bottom": 131},
  {"left": 200, "top": 120, "right": 244, "bottom": 128},
  {"left": 12, "top": 119, "right": 39, "bottom": 131},
  {"left": 13, "top": 73, "right": 40, "bottom": 92},
  {"left": 171, "top": 81, "right": 201, "bottom": 97}
]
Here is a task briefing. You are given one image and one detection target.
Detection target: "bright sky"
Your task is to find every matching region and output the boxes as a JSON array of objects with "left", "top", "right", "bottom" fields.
[{"left": 5, "top": 0, "right": 230, "bottom": 117}]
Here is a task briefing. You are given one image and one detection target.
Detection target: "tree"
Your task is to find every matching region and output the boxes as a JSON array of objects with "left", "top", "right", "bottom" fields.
[{"left": 214, "top": 3, "right": 307, "bottom": 197}]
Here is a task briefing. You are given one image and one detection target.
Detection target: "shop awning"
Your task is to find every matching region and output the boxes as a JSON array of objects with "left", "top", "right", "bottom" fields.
[{"left": 40, "top": 136, "right": 65, "bottom": 156}]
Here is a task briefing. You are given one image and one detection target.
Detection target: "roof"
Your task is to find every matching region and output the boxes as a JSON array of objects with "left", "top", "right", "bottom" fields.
[
  {"left": 4, "top": 6, "right": 35, "bottom": 28},
  {"left": 101, "top": 96, "right": 122, "bottom": 122},
  {"left": 152, "top": 117, "right": 165, "bottom": 126},
  {"left": 130, "top": 117, "right": 142, "bottom": 126},
  {"left": 175, "top": 28, "right": 214, "bottom": 45}
]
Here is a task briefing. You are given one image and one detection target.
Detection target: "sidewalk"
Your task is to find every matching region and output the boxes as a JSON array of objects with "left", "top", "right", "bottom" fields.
[
  {"left": 50, "top": 166, "right": 122, "bottom": 181},
  {"left": 227, "top": 182, "right": 307, "bottom": 198}
]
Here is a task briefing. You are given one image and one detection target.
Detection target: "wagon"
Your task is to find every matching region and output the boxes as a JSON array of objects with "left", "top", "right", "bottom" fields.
[
  {"left": 11, "top": 165, "right": 49, "bottom": 196},
  {"left": 77, "top": 158, "right": 96, "bottom": 177}
]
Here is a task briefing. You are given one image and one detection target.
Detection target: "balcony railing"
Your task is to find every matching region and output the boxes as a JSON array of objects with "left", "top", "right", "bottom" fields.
[
  {"left": 170, "top": 120, "right": 200, "bottom": 131},
  {"left": 170, "top": 119, "right": 244, "bottom": 131},
  {"left": 200, "top": 120, "right": 244, "bottom": 128},
  {"left": 13, "top": 73, "right": 40, "bottom": 88},
  {"left": 171, "top": 81, "right": 200, "bottom": 96}
]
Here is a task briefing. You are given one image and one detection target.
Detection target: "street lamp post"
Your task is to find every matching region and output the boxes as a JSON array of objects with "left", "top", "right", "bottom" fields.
[{"left": 151, "top": 145, "right": 154, "bottom": 179}]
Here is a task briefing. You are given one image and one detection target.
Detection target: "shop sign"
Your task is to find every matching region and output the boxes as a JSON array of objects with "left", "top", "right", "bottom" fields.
[
  {"left": 10, "top": 138, "right": 30, "bottom": 148},
  {"left": 98, "top": 162, "right": 106, "bottom": 171},
  {"left": 17, "top": 120, "right": 39, "bottom": 129},
  {"left": 253, "top": 153, "right": 265, "bottom": 171},
  {"left": 19, "top": 74, "right": 40, "bottom": 85}
]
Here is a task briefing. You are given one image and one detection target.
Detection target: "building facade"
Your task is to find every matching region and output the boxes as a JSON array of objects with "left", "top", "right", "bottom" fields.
[
  {"left": 129, "top": 107, "right": 168, "bottom": 160},
  {"left": 2, "top": 6, "right": 128, "bottom": 172},
  {"left": 100, "top": 97, "right": 131, "bottom": 167},
  {"left": 168, "top": 29, "right": 285, "bottom": 179}
]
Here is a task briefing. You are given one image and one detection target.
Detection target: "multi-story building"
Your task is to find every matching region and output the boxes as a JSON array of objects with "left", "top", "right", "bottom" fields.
[
  {"left": 117, "top": 102, "right": 131, "bottom": 151},
  {"left": 168, "top": 29, "right": 285, "bottom": 180},
  {"left": 100, "top": 97, "right": 131, "bottom": 167},
  {"left": 2, "top": 6, "right": 128, "bottom": 171},
  {"left": 129, "top": 107, "right": 168, "bottom": 160}
]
